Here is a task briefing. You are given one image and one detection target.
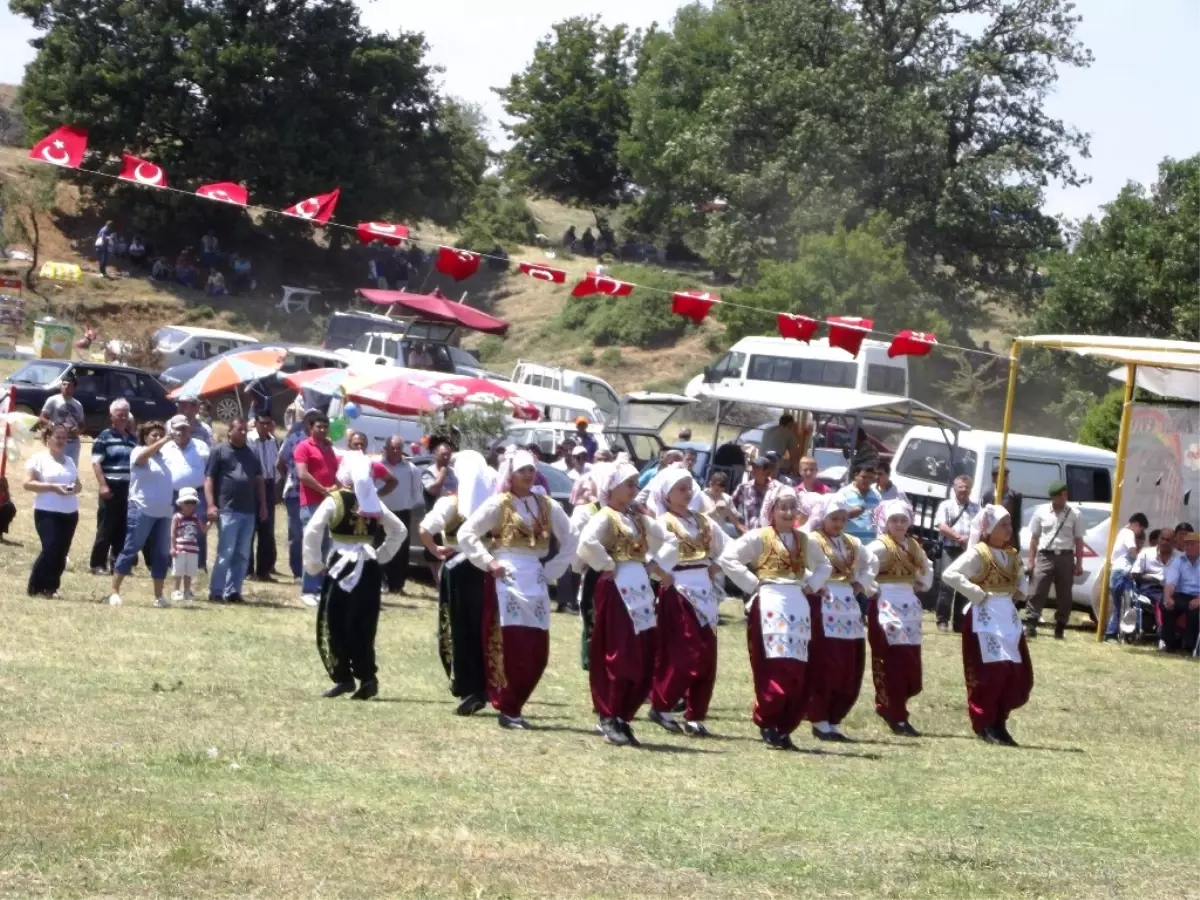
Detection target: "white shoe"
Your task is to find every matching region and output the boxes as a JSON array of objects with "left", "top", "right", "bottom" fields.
[
  {"left": 171, "top": 590, "right": 185, "bottom": 603},
  {"left": 301, "top": 593, "right": 319, "bottom": 608},
  {"left": 106, "top": 593, "right": 122, "bottom": 606},
  {"left": 154, "top": 596, "right": 170, "bottom": 608}
]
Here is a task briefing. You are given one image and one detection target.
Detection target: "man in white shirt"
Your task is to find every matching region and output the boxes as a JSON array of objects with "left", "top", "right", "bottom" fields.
[
  {"left": 377, "top": 435, "right": 423, "bottom": 593},
  {"left": 162, "top": 415, "right": 211, "bottom": 569},
  {"left": 247, "top": 414, "right": 281, "bottom": 580},
  {"left": 1024, "top": 480, "right": 1085, "bottom": 640},
  {"left": 565, "top": 445, "right": 591, "bottom": 483},
  {"left": 1102, "top": 512, "right": 1148, "bottom": 639},
  {"left": 550, "top": 438, "right": 576, "bottom": 472},
  {"left": 933, "top": 475, "right": 980, "bottom": 632}
]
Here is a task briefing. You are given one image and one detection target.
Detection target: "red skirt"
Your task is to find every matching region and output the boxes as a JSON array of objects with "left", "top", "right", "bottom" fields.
[
  {"left": 867, "top": 597, "right": 923, "bottom": 725},
  {"left": 745, "top": 595, "right": 808, "bottom": 735},
  {"left": 806, "top": 592, "right": 864, "bottom": 726},
  {"left": 588, "top": 572, "right": 657, "bottom": 721},
  {"left": 481, "top": 575, "right": 549, "bottom": 718},
  {"left": 961, "top": 607, "right": 1034, "bottom": 732},
  {"left": 651, "top": 582, "right": 718, "bottom": 721}
]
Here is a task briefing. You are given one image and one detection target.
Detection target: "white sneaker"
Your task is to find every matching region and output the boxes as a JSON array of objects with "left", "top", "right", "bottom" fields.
[
  {"left": 301, "top": 593, "right": 319, "bottom": 608},
  {"left": 154, "top": 596, "right": 170, "bottom": 608},
  {"left": 171, "top": 590, "right": 185, "bottom": 603},
  {"left": 106, "top": 593, "right": 122, "bottom": 606}
]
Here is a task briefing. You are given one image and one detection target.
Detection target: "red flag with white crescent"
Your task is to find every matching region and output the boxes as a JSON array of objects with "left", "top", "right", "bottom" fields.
[
  {"left": 283, "top": 188, "right": 340, "bottom": 224},
  {"left": 776, "top": 312, "right": 819, "bottom": 342},
  {"left": 196, "top": 182, "right": 248, "bottom": 206},
  {"left": 28, "top": 125, "right": 88, "bottom": 169},
  {"left": 671, "top": 290, "right": 719, "bottom": 324},
  {"left": 357, "top": 221, "right": 409, "bottom": 247},
  {"left": 435, "top": 246, "right": 482, "bottom": 281},
  {"left": 887, "top": 329, "right": 938, "bottom": 358},
  {"left": 571, "top": 271, "right": 634, "bottom": 298},
  {"left": 518, "top": 261, "right": 567, "bottom": 284},
  {"left": 826, "top": 315, "right": 875, "bottom": 357},
  {"left": 118, "top": 154, "right": 167, "bottom": 188}
]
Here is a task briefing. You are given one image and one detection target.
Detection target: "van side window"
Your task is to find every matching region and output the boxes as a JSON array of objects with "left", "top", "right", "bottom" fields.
[
  {"left": 1005, "top": 459, "right": 1062, "bottom": 499},
  {"left": 1066, "top": 465, "right": 1112, "bottom": 503},
  {"left": 896, "top": 438, "right": 977, "bottom": 486},
  {"left": 866, "top": 364, "right": 906, "bottom": 395}
]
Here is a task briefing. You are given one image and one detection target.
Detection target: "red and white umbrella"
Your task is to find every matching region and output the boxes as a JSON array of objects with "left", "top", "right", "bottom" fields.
[{"left": 324, "top": 368, "right": 540, "bottom": 419}]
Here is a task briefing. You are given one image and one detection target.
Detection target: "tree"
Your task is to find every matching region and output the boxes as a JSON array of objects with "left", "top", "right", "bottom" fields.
[
  {"left": 495, "top": 17, "right": 638, "bottom": 212},
  {"left": 11, "top": 0, "right": 486, "bottom": 231},
  {"left": 0, "top": 168, "right": 58, "bottom": 285},
  {"left": 1076, "top": 388, "right": 1124, "bottom": 451}
]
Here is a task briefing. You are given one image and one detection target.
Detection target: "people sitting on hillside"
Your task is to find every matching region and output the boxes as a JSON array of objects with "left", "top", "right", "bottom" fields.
[
  {"left": 562, "top": 225, "right": 577, "bottom": 249},
  {"left": 231, "top": 253, "right": 253, "bottom": 293},
  {"left": 200, "top": 230, "right": 220, "bottom": 268},
  {"left": 205, "top": 269, "right": 228, "bottom": 297},
  {"left": 151, "top": 256, "right": 173, "bottom": 282},
  {"left": 175, "top": 249, "right": 197, "bottom": 289},
  {"left": 580, "top": 227, "right": 596, "bottom": 255},
  {"left": 112, "top": 231, "right": 129, "bottom": 258},
  {"left": 128, "top": 235, "right": 147, "bottom": 269}
]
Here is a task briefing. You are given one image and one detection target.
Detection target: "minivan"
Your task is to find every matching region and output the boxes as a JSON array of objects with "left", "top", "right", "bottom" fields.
[{"left": 511, "top": 360, "right": 621, "bottom": 420}]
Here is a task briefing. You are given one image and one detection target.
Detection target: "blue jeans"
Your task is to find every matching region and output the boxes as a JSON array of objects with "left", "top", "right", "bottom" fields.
[
  {"left": 1106, "top": 570, "right": 1136, "bottom": 637},
  {"left": 210, "top": 510, "right": 255, "bottom": 599},
  {"left": 299, "top": 503, "right": 328, "bottom": 594},
  {"left": 284, "top": 495, "right": 303, "bottom": 578},
  {"left": 114, "top": 505, "right": 170, "bottom": 579}
]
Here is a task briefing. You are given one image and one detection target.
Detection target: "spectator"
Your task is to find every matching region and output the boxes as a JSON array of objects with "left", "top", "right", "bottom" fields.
[
  {"left": 422, "top": 437, "right": 458, "bottom": 504},
  {"left": 205, "top": 269, "right": 228, "bottom": 297},
  {"left": 562, "top": 225, "right": 577, "bottom": 249},
  {"left": 1161, "top": 530, "right": 1200, "bottom": 652},
  {"left": 89, "top": 399, "right": 137, "bottom": 575},
  {"left": 128, "top": 235, "right": 147, "bottom": 269},
  {"left": 732, "top": 456, "right": 773, "bottom": 528},
  {"left": 704, "top": 470, "right": 742, "bottom": 537},
  {"left": 175, "top": 249, "right": 197, "bottom": 289},
  {"left": 95, "top": 220, "right": 114, "bottom": 277},
  {"left": 837, "top": 463, "right": 879, "bottom": 543},
  {"left": 550, "top": 438, "right": 576, "bottom": 471},
  {"left": 1023, "top": 480, "right": 1085, "bottom": 640},
  {"left": 108, "top": 421, "right": 175, "bottom": 607},
  {"left": 683, "top": 448, "right": 699, "bottom": 474},
  {"left": 982, "top": 465, "right": 1023, "bottom": 550},
  {"left": 247, "top": 414, "right": 280, "bottom": 581},
  {"left": 39, "top": 372, "right": 85, "bottom": 465},
  {"left": 294, "top": 412, "right": 340, "bottom": 607},
  {"left": 594, "top": 447, "right": 614, "bottom": 463},
  {"left": 161, "top": 415, "right": 211, "bottom": 570},
  {"left": 566, "top": 445, "right": 592, "bottom": 483},
  {"left": 0, "top": 474, "right": 15, "bottom": 543},
  {"left": 170, "top": 488, "right": 205, "bottom": 602},
  {"left": 1130, "top": 527, "right": 1178, "bottom": 606},
  {"left": 368, "top": 254, "right": 387, "bottom": 290},
  {"left": 1174, "top": 523, "right": 1195, "bottom": 553},
  {"left": 200, "top": 230, "right": 219, "bottom": 268},
  {"left": 277, "top": 412, "right": 310, "bottom": 581},
  {"left": 574, "top": 417, "right": 598, "bottom": 462},
  {"left": 23, "top": 424, "right": 82, "bottom": 597},
  {"left": 175, "top": 394, "right": 214, "bottom": 446},
  {"left": 204, "top": 417, "right": 266, "bottom": 603},
  {"left": 385, "top": 251, "right": 409, "bottom": 290},
  {"left": 377, "top": 435, "right": 423, "bottom": 594},
  {"left": 760, "top": 414, "right": 800, "bottom": 476},
  {"left": 1104, "top": 512, "right": 1149, "bottom": 638},
  {"left": 677, "top": 427, "right": 693, "bottom": 442},
  {"left": 580, "top": 227, "right": 596, "bottom": 255},
  {"left": 151, "top": 257, "right": 173, "bottom": 281},
  {"left": 231, "top": 253, "right": 254, "bottom": 293},
  {"left": 112, "top": 231, "right": 129, "bottom": 258},
  {"left": 933, "top": 475, "right": 980, "bottom": 632},
  {"left": 872, "top": 461, "right": 901, "bottom": 502},
  {"left": 796, "top": 456, "right": 830, "bottom": 495},
  {"left": 406, "top": 243, "right": 425, "bottom": 279}
]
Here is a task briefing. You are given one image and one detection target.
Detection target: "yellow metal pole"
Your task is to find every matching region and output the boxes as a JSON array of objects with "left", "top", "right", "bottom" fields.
[
  {"left": 1096, "top": 363, "right": 1137, "bottom": 641},
  {"left": 996, "top": 341, "right": 1022, "bottom": 497}
]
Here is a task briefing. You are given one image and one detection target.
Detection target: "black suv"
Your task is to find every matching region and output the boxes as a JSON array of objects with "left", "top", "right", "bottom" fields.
[{"left": 1, "top": 360, "right": 176, "bottom": 435}]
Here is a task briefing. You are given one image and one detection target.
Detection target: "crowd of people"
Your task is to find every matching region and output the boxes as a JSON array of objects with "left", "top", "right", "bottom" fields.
[{"left": 93, "top": 221, "right": 255, "bottom": 296}]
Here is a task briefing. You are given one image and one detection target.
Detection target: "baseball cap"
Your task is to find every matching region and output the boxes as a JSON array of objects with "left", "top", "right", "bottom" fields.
[
  {"left": 1048, "top": 480, "right": 1068, "bottom": 496},
  {"left": 571, "top": 445, "right": 588, "bottom": 456},
  {"left": 176, "top": 392, "right": 200, "bottom": 404},
  {"left": 575, "top": 416, "right": 589, "bottom": 427},
  {"left": 168, "top": 414, "right": 190, "bottom": 432}
]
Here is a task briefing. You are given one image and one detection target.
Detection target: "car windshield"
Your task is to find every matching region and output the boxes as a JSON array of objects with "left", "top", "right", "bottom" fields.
[
  {"left": 154, "top": 327, "right": 192, "bottom": 351},
  {"left": 539, "top": 463, "right": 573, "bottom": 497},
  {"left": 8, "top": 360, "right": 69, "bottom": 385}
]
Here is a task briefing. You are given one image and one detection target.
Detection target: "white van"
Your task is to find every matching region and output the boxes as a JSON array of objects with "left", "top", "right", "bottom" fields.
[
  {"left": 153, "top": 326, "right": 258, "bottom": 370},
  {"left": 511, "top": 360, "right": 621, "bottom": 420},
  {"left": 693, "top": 336, "right": 909, "bottom": 398},
  {"left": 892, "top": 427, "right": 1116, "bottom": 504},
  {"left": 508, "top": 381, "right": 604, "bottom": 425}
]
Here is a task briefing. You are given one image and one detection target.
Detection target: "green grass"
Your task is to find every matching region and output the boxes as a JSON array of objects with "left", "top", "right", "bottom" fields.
[{"left": 0, "top": 490, "right": 1196, "bottom": 898}]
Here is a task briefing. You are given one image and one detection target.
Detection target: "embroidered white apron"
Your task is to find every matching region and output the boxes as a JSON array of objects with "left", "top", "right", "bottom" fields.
[
  {"left": 615, "top": 560, "right": 657, "bottom": 634},
  {"left": 967, "top": 593, "right": 1022, "bottom": 663},
  {"left": 495, "top": 550, "right": 551, "bottom": 631},
  {"left": 674, "top": 566, "right": 719, "bottom": 629},
  {"left": 876, "top": 582, "right": 924, "bottom": 646},
  {"left": 758, "top": 581, "right": 811, "bottom": 661},
  {"left": 821, "top": 582, "right": 865, "bottom": 640}
]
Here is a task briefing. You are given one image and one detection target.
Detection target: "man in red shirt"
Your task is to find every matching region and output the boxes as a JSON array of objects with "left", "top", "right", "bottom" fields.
[
  {"left": 295, "top": 413, "right": 339, "bottom": 606},
  {"left": 797, "top": 456, "right": 831, "bottom": 495}
]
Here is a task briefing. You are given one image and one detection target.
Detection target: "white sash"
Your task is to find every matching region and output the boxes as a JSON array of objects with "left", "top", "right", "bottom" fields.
[
  {"left": 820, "top": 582, "right": 865, "bottom": 640},
  {"left": 494, "top": 551, "right": 551, "bottom": 631},
  {"left": 967, "top": 593, "right": 1023, "bottom": 663},
  {"left": 674, "top": 566, "right": 719, "bottom": 630},
  {"left": 876, "top": 582, "right": 924, "bottom": 646},
  {"left": 614, "top": 560, "right": 657, "bottom": 634},
  {"left": 758, "top": 582, "right": 810, "bottom": 661}
]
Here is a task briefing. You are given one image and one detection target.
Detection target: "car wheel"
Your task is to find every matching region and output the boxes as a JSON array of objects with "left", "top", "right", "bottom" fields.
[{"left": 212, "top": 394, "right": 242, "bottom": 423}]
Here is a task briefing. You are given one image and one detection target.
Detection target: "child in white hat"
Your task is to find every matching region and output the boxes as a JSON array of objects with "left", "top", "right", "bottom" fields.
[{"left": 169, "top": 487, "right": 206, "bottom": 604}]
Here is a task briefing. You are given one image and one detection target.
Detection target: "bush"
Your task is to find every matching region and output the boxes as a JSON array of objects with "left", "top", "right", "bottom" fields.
[
  {"left": 599, "top": 347, "right": 623, "bottom": 367},
  {"left": 703, "top": 331, "right": 726, "bottom": 354},
  {"left": 1077, "top": 388, "right": 1124, "bottom": 451},
  {"left": 556, "top": 264, "right": 693, "bottom": 350},
  {"left": 455, "top": 178, "right": 537, "bottom": 252},
  {"left": 477, "top": 335, "right": 505, "bottom": 363},
  {"left": 577, "top": 348, "right": 596, "bottom": 366}
]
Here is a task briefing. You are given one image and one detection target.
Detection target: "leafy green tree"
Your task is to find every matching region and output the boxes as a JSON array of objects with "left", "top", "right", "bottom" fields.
[
  {"left": 495, "top": 17, "right": 638, "bottom": 211},
  {"left": 11, "top": 0, "right": 485, "bottom": 229},
  {"left": 1076, "top": 388, "right": 1124, "bottom": 451},
  {"left": 0, "top": 167, "right": 58, "bottom": 285},
  {"left": 455, "top": 177, "right": 538, "bottom": 252}
]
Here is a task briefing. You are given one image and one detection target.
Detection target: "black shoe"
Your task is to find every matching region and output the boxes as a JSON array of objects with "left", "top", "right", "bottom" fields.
[
  {"left": 1023, "top": 622, "right": 1038, "bottom": 639},
  {"left": 455, "top": 694, "right": 486, "bottom": 717},
  {"left": 671, "top": 698, "right": 687, "bottom": 714},
  {"left": 812, "top": 726, "right": 850, "bottom": 743},
  {"left": 979, "top": 726, "right": 1003, "bottom": 744},
  {"left": 323, "top": 681, "right": 355, "bottom": 698},
  {"left": 1053, "top": 624, "right": 1066, "bottom": 640},
  {"left": 207, "top": 594, "right": 227, "bottom": 604},
  {"left": 498, "top": 714, "right": 532, "bottom": 730},
  {"left": 649, "top": 708, "right": 684, "bottom": 734},
  {"left": 776, "top": 732, "right": 798, "bottom": 751},
  {"left": 350, "top": 679, "right": 378, "bottom": 700},
  {"left": 683, "top": 720, "right": 710, "bottom": 737},
  {"left": 993, "top": 723, "right": 1018, "bottom": 746},
  {"left": 897, "top": 721, "right": 921, "bottom": 738},
  {"left": 599, "top": 717, "right": 629, "bottom": 745},
  {"left": 760, "top": 726, "right": 784, "bottom": 749},
  {"left": 227, "top": 593, "right": 245, "bottom": 604},
  {"left": 883, "top": 717, "right": 906, "bottom": 735},
  {"left": 619, "top": 718, "right": 641, "bottom": 747}
]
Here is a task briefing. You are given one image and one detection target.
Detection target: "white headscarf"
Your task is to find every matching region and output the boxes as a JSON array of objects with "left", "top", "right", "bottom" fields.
[
  {"left": 594, "top": 461, "right": 639, "bottom": 507},
  {"left": 497, "top": 448, "right": 538, "bottom": 494},
  {"left": 874, "top": 498, "right": 915, "bottom": 535},
  {"left": 453, "top": 450, "right": 496, "bottom": 519},
  {"left": 970, "top": 504, "right": 1010, "bottom": 544},
  {"left": 805, "top": 493, "right": 853, "bottom": 532},
  {"left": 651, "top": 465, "right": 694, "bottom": 516},
  {"left": 336, "top": 452, "right": 381, "bottom": 518},
  {"left": 759, "top": 483, "right": 798, "bottom": 528}
]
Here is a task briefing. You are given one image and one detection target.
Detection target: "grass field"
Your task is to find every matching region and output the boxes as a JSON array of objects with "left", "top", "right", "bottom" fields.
[{"left": 0, "top": 487, "right": 1197, "bottom": 899}]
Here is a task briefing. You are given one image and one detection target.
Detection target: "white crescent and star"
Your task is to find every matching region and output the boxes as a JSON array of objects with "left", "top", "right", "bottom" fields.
[
  {"left": 204, "top": 188, "right": 231, "bottom": 202},
  {"left": 367, "top": 222, "right": 397, "bottom": 235},
  {"left": 40, "top": 139, "right": 71, "bottom": 166},
  {"left": 292, "top": 198, "right": 321, "bottom": 218},
  {"left": 132, "top": 162, "right": 163, "bottom": 185}
]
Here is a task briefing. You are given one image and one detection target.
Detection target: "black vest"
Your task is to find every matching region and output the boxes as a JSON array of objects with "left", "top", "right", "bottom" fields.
[{"left": 329, "top": 489, "right": 381, "bottom": 545}]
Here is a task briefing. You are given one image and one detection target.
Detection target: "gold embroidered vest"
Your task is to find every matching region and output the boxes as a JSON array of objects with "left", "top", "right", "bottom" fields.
[
  {"left": 662, "top": 512, "right": 711, "bottom": 564},
  {"left": 602, "top": 507, "right": 649, "bottom": 562},
  {"left": 971, "top": 543, "right": 1020, "bottom": 593},
  {"left": 810, "top": 531, "right": 857, "bottom": 583},
  {"left": 443, "top": 498, "right": 463, "bottom": 541},
  {"left": 875, "top": 535, "right": 926, "bottom": 584},
  {"left": 492, "top": 493, "right": 552, "bottom": 552},
  {"left": 755, "top": 527, "right": 807, "bottom": 581},
  {"left": 329, "top": 490, "right": 381, "bottom": 545}
]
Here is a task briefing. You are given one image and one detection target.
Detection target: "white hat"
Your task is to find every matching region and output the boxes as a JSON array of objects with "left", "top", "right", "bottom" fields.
[
  {"left": 571, "top": 444, "right": 588, "bottom": 456},
  {"left": 176, "top": 487, "right": 200, "bottom": 506}
]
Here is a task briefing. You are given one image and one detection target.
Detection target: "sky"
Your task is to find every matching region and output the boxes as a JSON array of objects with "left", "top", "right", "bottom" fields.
[{"left": 1, "top": 0, "right": 1197, "bottom": 222}]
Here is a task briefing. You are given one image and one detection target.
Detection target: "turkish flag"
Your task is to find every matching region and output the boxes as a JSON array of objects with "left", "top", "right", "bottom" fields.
[
  {"left": 196, "top": 182, "right": 248, "bottom": 207},
  {"left": 28, "top": 125, "right": 88, "bottom": 169},
  {"left": 887, "top": 329, "right": 938, "bottom": 358},
  {"left": 357, "top": 221, "right": 409, "bottom": 247},
  {"left": 826, "top": 315, "right": 875, "bottom": 357},
  {"left": 283, "top": 188, "right": 340, "bottom": 224},
  {"left": 776, "top": 312, "right": 818, "bottom": 342},
  {"left": 571, "top": 270, "right": 634, "bottom": 298},
  {"left": 118, "top": 154, "right": 167, "bottom": 188},
  {"left": 671, "top": 290, "right": 719, "bottom": 324},
  {"left": 519, "top": 262, "right": 567, "bottom": 284},
  {"left": 435, "top": 246, "right": 482, "bottom": 281}
]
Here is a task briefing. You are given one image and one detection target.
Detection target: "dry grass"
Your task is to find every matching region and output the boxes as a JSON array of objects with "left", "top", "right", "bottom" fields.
[{"left": 0, "top": 479, "right": 1197, "bottom": 898}]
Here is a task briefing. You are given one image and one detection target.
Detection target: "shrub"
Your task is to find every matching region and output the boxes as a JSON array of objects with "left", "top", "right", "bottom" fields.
[
  {"left": 456, "top": 178, "right": 537, "bottom": 252},
  {"left": 1077, "top": 388, "right": 1124, "bottom": 451},
  {"left": 555, "top": 264, "right": 694, "bottom": 350},
  {"left": 477, "top": 335, "right": 505, "bottom": 363},
  {"left": 599, "top": 347, "right": 623, "bottom": 367},
  {"left": 577, "top": 348, "right": 596, "bottom": 366}
]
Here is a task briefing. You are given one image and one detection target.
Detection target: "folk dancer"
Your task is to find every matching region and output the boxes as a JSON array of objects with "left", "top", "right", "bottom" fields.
[
  {"left": 941, "top": 505, "right": 1033, "bottom": 745},
  {"left": 577, "top": 462, "right": 675, "bottom": 746},
  {"left": 719, "top": 484, "right": 832, "bottom": 750},
  {"left": 569, "top": 472, "right": 602, "bottom": 670},
  {"left": 803, "top": 494, "right": 872, "bottom": 743},
  {"left": 865, "top": 499, "right": 932, "bottom": 737},
  {"left": 420, "top": 451, "right": 495, "bottom": 717},
  {"left": 458, "top": 449, "right": 577, "bottom": 730},
  {"left": 648, "top": 468, "right": 728, "bottom": 737},
  {"left": 303, "top": 454, "right": 407, "bottom": 701}
]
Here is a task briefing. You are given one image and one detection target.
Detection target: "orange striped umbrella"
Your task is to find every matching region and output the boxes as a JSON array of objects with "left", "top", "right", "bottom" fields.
[{"left": 167, "top": 348, "right": 288, "bottom": 399}]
